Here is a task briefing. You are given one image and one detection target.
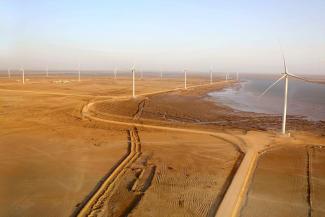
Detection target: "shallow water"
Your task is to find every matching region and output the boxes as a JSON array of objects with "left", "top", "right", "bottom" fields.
[{"left": 209, "top": 75, "right": 325, "bottom": 121}]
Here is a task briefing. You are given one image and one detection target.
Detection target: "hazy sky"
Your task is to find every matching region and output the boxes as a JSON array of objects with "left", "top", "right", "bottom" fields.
[{"left": 1, "top": 0, "right": 324, "bottom": 74}]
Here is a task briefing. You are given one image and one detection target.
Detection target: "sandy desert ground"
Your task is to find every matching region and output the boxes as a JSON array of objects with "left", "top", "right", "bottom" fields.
[{"left": 0, "top": 73, "right": 324, "bottom": 217}]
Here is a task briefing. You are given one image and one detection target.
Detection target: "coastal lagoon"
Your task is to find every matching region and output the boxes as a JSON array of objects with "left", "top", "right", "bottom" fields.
[{"left": 209, "top": 75, "right": 325, "bottom": 121}]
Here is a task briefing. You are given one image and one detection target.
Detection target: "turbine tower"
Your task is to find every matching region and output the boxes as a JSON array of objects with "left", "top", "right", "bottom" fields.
[
  {"left": 132, "top": 65, "right": 136, "bottom": 98},
  {"left": 21, "top": 67, "right": 25, "bottom": 84},
  {"left": 184, "top": 69, "right": 187, "bottom": 89},
  {"left": 260, "top": 54, "right": 309, "bottom": 134},
  {"left": 210, "top": 68, "right": 213, "bottom": 84},
  {"left": 114, "top": 67, "right": 117, "bottom": 80},
  {"left": 78, "top": 63, "right": 81, "bottom": 82}
]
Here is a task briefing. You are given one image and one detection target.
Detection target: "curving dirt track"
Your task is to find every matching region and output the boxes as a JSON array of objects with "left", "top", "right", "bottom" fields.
[{"left": 75, "top": 82, "right": 266, "bottom": 217}]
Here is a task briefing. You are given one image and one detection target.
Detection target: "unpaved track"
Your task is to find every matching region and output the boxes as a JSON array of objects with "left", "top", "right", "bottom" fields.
[
  {"left": 77, "top": 82, "right": 261, "bottom": 217},
  {"left": 75, "top": 128, "right": 142, "bottom": 217},
  {"left": 215, "top": 149, "right": 258, "bottom": 217}
]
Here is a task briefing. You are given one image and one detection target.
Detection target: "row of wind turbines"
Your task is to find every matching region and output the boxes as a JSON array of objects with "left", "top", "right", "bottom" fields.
[
  {"left": 4, "top": 54, "right": 306, "bottom": 135},
  {"left": 5, "top": 66, "right": 235, "bottom": 87},
  {"left": 6, "top": 64, "right": 82, "bottom": 83},
  {"left": 131, "top": 66, "right": 235, "bottom": 98},
  {"left": 132, "top": 60, "right": 310, "bottom": 136}
]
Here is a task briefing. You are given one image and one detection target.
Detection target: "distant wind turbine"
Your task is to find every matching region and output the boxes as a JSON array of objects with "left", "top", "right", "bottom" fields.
[
  {"left": 78, "top": 63, "right": 81, "bottom": 82},
  {"left": 184, "top": 69, "right": 187, "bottom": 89},
  {"left": 8, "top": 68, "right": 11, "bottom": 79},
  {"left": 260, "top": 54, "right": 309, "bottom": 134},
  {"left": 21, "top": 67, "right": 25, "bottom": 84},
  {"left": 114, "top": 67, "right": 117, "bottom": 79},
  {"left": 132, "top": 65, "right": 136, "bottom": 98},
  {"left": 210, "top": 67, "right": 213, "bottom": 84}
]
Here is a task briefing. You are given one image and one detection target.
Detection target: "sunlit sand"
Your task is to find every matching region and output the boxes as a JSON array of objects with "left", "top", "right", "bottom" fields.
[{"left": 0, "top": 73, "right": 324, "bottom": 217}]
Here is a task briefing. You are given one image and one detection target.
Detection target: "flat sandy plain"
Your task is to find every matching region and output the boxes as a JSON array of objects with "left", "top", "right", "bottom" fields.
[{"left": 0, "top": 73, "right": 324, "bottom": 217}]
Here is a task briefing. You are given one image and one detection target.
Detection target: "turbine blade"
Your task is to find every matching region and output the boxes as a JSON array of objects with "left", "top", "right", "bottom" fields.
[
  {"left": 278, "top": 42, "right": 289, "bottom": 75},
  {"left": 281, "top": 53, "right": 288, "bottom": 74},
  {"left": 287, "top": 73, "right": 309, "bottom": 82},
  {"left": 259, "top": 75, "right": 286, "bottom": 97}
]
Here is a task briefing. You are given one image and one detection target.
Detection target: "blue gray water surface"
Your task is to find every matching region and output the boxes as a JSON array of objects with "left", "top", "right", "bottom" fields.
[{"left": 208, "top": 75, "right": 325, "bottom": 121}]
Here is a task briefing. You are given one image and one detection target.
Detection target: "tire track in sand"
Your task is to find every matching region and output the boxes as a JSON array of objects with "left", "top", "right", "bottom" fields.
[{"left": 73, "top": 128, "right": 143, "bottom": 217}]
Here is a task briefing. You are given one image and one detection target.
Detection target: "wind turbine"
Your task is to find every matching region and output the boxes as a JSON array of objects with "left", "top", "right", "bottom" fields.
[
  {"left": 184, "top": 69, "right": 187, "bottom": 89},
  {"left": 78, "top": 63, "right": 81, "bottom": 82},
  {"left": 210, "top": 67, "right": 213, "bottom": 84},
  {"left": 114, "top": 67, "right": 117, "bottom": 80},
  {"left": 21, "top": 67, "right": 25, "bottom": 84},
  {"left": 8, "top": 68, "right": 11, "bottom": 79},
  {"left": 260, "top": 54, "right": 308, "bottom": 134},
  {"left": 132, "top": 65, "right": 136, "bottom": 98}
]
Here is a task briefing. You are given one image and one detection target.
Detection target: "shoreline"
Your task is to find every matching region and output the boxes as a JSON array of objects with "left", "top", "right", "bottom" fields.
[
  {"left": 202, "top": 83, "right": 325, "bottom": 134},
  {"left": 208, "top": 78, "right": 325, "bottom": 122}
]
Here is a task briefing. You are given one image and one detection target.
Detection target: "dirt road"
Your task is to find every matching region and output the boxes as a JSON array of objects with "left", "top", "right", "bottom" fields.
[{"left": 76, "top": 82, "right": 264, "bottom": 217}]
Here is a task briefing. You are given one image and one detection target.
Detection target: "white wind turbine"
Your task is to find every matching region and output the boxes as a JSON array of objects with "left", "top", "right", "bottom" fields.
[
  {"left": 21, "top": 67, "right": 25, "bottom": 84},
  {"left": 210, "top": 67, "right": 213, "bottom": 84},
  {"left": 132, "top": 65, "right": 136, "bottom": 98},
  {"left": 260, "top": 54, "right": 309, "bottom": 134},
  {"left": 184, "top": 69, "right": 187, "bottom": 89},
  {"left": 78, "top": 63, "right": 81, "bottom": 82},
  {"left": 114, "top": 67, "right": 117, "bottom": 80}
]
